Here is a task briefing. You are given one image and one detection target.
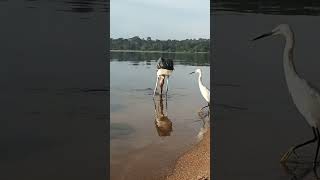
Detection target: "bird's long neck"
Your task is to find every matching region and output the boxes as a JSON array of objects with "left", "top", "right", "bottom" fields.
[
  {"left": 283, "top": 31, "right": 299, "bottom": 79},
  {"left": 198, "top": 72, "right": 203, "bottom": 87}
]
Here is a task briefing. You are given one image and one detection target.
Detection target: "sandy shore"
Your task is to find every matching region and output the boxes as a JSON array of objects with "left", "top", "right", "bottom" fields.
[{"left": 166, "top": 130, "right": 210, "bottom": 180}]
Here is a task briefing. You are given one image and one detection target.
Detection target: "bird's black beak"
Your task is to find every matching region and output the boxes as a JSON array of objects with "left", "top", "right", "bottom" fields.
[
  {"left": 189, "top": 72, "right": 195, "bottom": 74},
  {"left": 251, "top": 32, "right": 274, "bottom": 41}
]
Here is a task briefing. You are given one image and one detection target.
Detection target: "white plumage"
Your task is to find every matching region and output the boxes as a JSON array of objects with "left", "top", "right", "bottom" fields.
[
  {"left": 252, "top": 24, "right": 320, "bottom": 167},
  {"left": 157, "top": 69, "right": 173, "bottom": 77},
  {"left": 190, "top": 68, "right": 210, "bottom": 105},
  {"left": 196, "top": 69, "right": 210, "bottom": 103}
]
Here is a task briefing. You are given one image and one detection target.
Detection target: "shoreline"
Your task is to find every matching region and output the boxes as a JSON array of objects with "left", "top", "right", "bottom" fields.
[
  {"left": 165, "top": 130, "right": 210, "bottom": 180},
  {"left": 110, "top": 50, "right": 209, "bottom": 54}
]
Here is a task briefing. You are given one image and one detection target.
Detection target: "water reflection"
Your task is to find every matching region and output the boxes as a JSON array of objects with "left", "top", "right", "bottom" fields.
[
  {"left": 214, "top": 1, "right": 320, "bottom": 180},
  {"left": 22, "top": 0, "right": 108, "bottom": 13},
  {"left": 213, "top": 1, "right": 320, "bottom": 15},
  {"left": 111, "top": 52, "right": 209, "bottom": 66},
  {"left": 281, "top": 162, "right": 320, "bottom": 180},
  {"left": 197, "top": 110, "right": 210, "bottom": 141},
  {"left": 153, "top": 94, "right": 173, "bottom": 137},
  {"left": 110, "top": 123, "right": 135, "bottom": 140},
  {"left": 111, "top": 57, "right": 209, "bottom": 179}
]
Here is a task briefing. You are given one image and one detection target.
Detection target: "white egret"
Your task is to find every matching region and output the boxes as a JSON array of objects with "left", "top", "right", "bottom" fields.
[
  {"left": 190, "top": 68, "right": 210, "bottom": 110},
  {"left": 153, "top": 57, "right": 174, "bottom": 96},
  {"left": 252, "top": 24, "right": 320, "bottom": 167}
]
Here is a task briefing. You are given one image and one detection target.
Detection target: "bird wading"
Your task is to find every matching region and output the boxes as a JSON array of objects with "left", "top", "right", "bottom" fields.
[
  {"left": 153, "top": 57, "right": 174, "bottom": 96},
  {"left": 252, "top": 24, "right": 320, "bottom": 168},
  {"left": 190, "top": 68, "right": 210, "bottom": 111}
]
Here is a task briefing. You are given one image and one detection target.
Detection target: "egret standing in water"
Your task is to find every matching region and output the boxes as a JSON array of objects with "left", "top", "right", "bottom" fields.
[
  {"left": 153, "top": 57, "right": 174, "bottom": 96},
  {"left": 190, "top": 68, "right": 210, "bottom": 110},
  {"left": 252, "top": 24, "right": 320, "bottom": 167}
]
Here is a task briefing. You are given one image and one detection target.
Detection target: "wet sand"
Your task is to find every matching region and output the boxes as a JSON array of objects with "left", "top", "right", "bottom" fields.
[{"left": 166, "top": 130, "right": 210, "bottom": 180}]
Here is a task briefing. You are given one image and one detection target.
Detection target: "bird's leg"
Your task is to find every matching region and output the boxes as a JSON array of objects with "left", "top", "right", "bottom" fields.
[
  {"left": 159, "top": 94, "right": 164, "bottom": 116},
  {"left": 159, "top": 76, "right": 164, "bottom": 95},
  {"left": 166, "top": 76, "right": 169, "bottom": 94},
  {"left": 313, "top": 168, "right": 320, "bottom": 179},
  {"left": 153, "top": 76, "right": 159, "bottom": 97},
  {"left": 153, "top": 97, "right": 157, "bottom": 115},
  {"left": 198, "top": 104, "right": 210, "bottom": 116},
  {"left": 165, "top": 92, "right": 168, "bottom": 116},
  {"left": 314, "top": 128, "right": 320, "bottom": 168},
  {"left": 200, "top": 104, "right": 210, "bottom": 111},
  {"left": 280, "top": 127, "right": 318, "bottom": 163}
]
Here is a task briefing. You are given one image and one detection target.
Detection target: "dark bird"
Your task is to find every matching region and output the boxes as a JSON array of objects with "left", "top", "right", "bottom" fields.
[
  {"left": 154, "top": 94, "right": 172, "bottom": 137},
  {"left": 153, "top": 57, "right": 174, "bottom": 96}
]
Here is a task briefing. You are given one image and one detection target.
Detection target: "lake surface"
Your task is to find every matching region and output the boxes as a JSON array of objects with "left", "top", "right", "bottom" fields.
[
  {"left": 213, "top": 1, "right": 320, "bottom": 180},
  {"left": 110, "top": 52, "right": 210, "bottom": 179},
  {"left": 0, "top": 1, "right": 107, "bottom": 179}
]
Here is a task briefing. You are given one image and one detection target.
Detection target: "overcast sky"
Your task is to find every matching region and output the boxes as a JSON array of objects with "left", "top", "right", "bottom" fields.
[{"left": 110, "top": 0, "right": 209, "bottom": 40}]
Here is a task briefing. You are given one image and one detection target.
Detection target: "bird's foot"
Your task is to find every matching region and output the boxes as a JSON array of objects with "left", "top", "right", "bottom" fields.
[
  {"left": 197, "top": 176, "right": 208, "bottom": 180},
  {"left": 314, "top": 164, "right": 320, "bottom": 180},
  {"left": 198, "top": 111, "right": 205, "bottom": 118},
  {"left": 280, "top": 147, "right": 296, "bottom": 163},
  {"left": 314, "top": 162, "right": 318, "bottom": 169},
  {"left": 198, "top": 109, "right": 207, "bottom": 116},
  {"left": 198, "top": 106, "right": 208, "bottom": 112},
  {"left": 292, "top": 150, "right": 300, "bottom": 159}
]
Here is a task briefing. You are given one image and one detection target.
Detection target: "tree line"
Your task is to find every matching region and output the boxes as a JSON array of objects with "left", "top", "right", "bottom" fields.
[
  {"left": 110, "top": 36, "right": 209, "bottom": 52},
  {"left": 111, "top": 51, "right": 209, "bottom": 66}
]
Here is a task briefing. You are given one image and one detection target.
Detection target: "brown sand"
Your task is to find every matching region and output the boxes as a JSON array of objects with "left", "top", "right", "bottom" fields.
[{"left": 166, "top": 130, "right": 210, "bottom": 180}]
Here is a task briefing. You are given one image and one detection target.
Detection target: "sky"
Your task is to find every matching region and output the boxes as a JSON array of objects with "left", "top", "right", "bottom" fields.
[{"left": 110, "top": 0, "right": 210, "bottom": 40}]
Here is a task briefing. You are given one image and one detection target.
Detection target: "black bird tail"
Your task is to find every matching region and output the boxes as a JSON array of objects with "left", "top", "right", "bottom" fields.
[{"left": 156, "top": 57, "right": 174, "bottom": 70}]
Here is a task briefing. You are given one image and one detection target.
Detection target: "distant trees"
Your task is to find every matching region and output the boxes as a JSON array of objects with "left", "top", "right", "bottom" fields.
[{"left": 110, "top": 36, "right": 209, "bottom": 52}]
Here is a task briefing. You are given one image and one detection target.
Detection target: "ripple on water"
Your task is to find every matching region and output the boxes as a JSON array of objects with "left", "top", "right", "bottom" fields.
[
  {"left": 110, "top": 104, "right": 126, "bottom": 113},
  {"left": 110, "top": 123, "right": 135, "bottom": 140}
]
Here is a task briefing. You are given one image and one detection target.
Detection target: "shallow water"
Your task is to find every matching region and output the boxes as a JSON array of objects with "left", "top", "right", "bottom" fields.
[
  {"left": 0, "top": 1, "right": 107, "bottom": 179},
  {"left": 110, "top": 52, "right": 210, "bottom": 179},
  {"left": 213, "top": 2, "right": 320, "bottom": 180}
]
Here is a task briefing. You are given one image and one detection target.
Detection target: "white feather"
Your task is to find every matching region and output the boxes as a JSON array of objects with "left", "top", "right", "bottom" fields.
[{"left": 195, "top": 69, "right": 210, "bottom": 104}]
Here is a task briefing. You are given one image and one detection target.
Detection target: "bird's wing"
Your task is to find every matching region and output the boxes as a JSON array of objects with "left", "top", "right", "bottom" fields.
[
  {"left": 205, "top": 86, "right": 210, "bottom": 95},
  {"left": 156, "top": 57, "right": 174, "bottom": 70},
  {"left": 303, "top": 80, "right": 320, "bottom": 123},
  {"left": 306, "top": 81, "right": 320, "bottom": 100},
  {"left": 202, "top": 85, "right": 210, "bottom": 102}
]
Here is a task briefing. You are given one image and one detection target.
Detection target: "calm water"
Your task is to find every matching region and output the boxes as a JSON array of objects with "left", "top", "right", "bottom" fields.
[
  {"left": 110, "top": 52, "right": 210, "bottom": 179},
  {"left": 213, "top": 1, "right": 320, "bottom": 180},
  {"left": 0, "top": 1, "right": 107, "bottom": 180}
]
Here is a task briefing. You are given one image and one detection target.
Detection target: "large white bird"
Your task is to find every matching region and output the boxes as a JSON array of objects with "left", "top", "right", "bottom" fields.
[
  {"left": 190, "top": 68, "right": 210, "bottom": 110},
  {"left": 252, "top": 24, "right": 320, "bottom": 168}
]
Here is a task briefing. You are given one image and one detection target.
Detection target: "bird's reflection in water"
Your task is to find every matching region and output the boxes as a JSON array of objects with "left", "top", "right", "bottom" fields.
[
  {"left": 196, "top": 108, "right": 210, "bottom": 141},
  {"left": 281, "top": 161, "right": 320, "bottom": 180},
  {"left": 153, "top": 94, "right": 173, "bottom": 137}
]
